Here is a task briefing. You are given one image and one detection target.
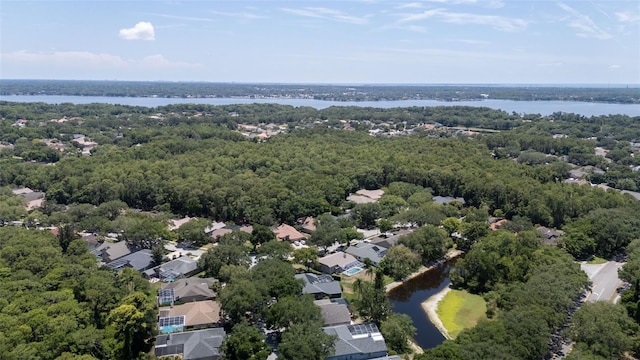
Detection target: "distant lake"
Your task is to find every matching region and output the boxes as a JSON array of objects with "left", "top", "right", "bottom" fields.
[{"left": 2, "top": 95, "right": 640, "bottom": 117}]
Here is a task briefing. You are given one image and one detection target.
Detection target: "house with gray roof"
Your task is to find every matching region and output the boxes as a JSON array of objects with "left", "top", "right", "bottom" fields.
[
  {"left": 317, "top": 252, "right": 360, "bottom": 274},
  {"left": 369, "top": 229, "right": 413, "bottom": 249},
  {"left": 91, "top": 241, "right": 131, "bottom": 263},
  {"left": 314, "top": 298, "right": 351, "bottom": 326},
  {"left": 295, "top": 273, "right": 342, "bottom": 299},
  {"left": 144, "top": 256, "right": 199, "bottom": 281},
  {"left": 155, "top": 328, "right": 226, "bottom": 360},
  {"left": 159, "top": 277, "right": 217, "bottom": 305},
  {"left": 346, "top": 243, "right": 388, "bottom": 266},
  {"left": 323, "top": 323, "right": 388, "bottom": 360},
  {"left": 105, "top": 249, "right": 154, "bottom": 271},
  {"left": 432, "top": 196, "right": 466, "bottom": 205}
]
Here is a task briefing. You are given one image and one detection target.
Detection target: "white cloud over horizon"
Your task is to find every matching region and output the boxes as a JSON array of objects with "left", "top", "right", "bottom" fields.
[
  {"left": 557, "top": 2, "right": 612, "bottom": 39},
  {"left": 280, "top": 7, "right": 371, "bottom": 25},
  {"left": 119, "top": 21, "right": 155, "bottom": 40},
  {"left": 1, "top": 50, "right": 198, "bottom": 70},
  {"left": 397, "top": 8, "right": 529, "bottom": 31}
]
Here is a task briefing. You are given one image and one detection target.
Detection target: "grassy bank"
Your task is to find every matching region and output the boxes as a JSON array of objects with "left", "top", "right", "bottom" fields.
[{"left": 436, "top": 289, "right": 487, "bottom": 338}]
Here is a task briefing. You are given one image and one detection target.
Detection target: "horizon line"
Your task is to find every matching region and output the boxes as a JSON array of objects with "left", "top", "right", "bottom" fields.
[{"left": 2, "top": 79, "right": 639, "bottom": 88}]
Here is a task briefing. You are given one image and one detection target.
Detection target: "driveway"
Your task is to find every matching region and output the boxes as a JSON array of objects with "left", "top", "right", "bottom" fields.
[{"left": 580, "top": 261, "right": 625, "bottom": 303}]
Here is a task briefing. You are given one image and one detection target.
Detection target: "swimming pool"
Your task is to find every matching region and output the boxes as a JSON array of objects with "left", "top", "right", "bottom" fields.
[{"left": 343, "top": 266, "right": 364, "bottom": 276}]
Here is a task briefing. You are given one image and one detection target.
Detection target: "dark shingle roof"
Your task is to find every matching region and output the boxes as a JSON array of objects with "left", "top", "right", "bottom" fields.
[
  {"left": 155, "top": 328, "right": 226, "bottom": 360},
  {"left": 295, "top": 273, "right": 342, "bottom": 297}
]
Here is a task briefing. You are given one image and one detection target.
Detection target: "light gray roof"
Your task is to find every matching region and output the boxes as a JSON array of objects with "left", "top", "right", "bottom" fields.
[
  {"left": 91, "top": 241, "right": 131, "bottom": 262},
  {"left": 145, "top": 256, "right": 198, "bottom": 280},
  {"left": 295, "top": 273, "right": 342, "bottom": 297},
  {"left": 345, "top": 243, "right": 388, "bottom": 265},
  {"left": 314, "top": 299, "right": 351, "bottom": 326},
  {"left": 318, "top": 252, "right": 359, "bottom": 269},
  {"left": 155, "top": 328, "right": 226, "bottom": 360},
  {"left": 323, "top": 323, "right": 388, "bottom": 359},
  {"left": 432, "top": 196, "right": 466, "bottom": 205},
  {"left": 105, "top": 249, "right": 154, "bottom": 271}
]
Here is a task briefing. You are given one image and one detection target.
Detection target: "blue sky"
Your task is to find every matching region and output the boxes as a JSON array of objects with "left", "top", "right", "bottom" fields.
[{"left": 1, "top": 0, "right": 638, "bottom": 84}]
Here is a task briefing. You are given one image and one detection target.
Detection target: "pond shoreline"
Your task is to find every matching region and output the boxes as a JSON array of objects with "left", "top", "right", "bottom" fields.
[
  {"left": 421, "top": 287, "right": 453, "bottom": 340},
  {"left": 385, "top": 249, "right": 464, "bottom": 294}
]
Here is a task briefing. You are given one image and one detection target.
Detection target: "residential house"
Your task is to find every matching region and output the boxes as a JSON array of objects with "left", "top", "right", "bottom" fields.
[
  {"left": 346, "top": 243, "right": 388, "bottom": 266},
  {"left": 12, "top": 187, "right": 45, "bottom": 211},
  {"left": 300, "top": 216, "right": 316, "bottom": 234},
  {"left": 489, "top": 219, "right": 508, "bottom": 231},
  {"left": 317, "top": 252, "right": 360, "bottom": 274},
  {"left": 273, "top": 223, "right": 307, "bottom": 242},
  {"left": 155, "top": 328, "right": 226, "bottom": 360},
  {"left": 159, "top": 277, "right": 217, "bottom": 306},
  {"left": 432, "top": 196, "right": 466, "bottom": 205},
  {"left": 323, "top": 323, "right": 388, "bottom": 360},
  {"left": 369, "top": 229, "right": 413, "bottom": 249},
  {"left": 295, "top": 273, "right": 342, "bottom": 299},
  {"left": 536, "top": 226, "right": 563, "bottom": 246},
  {"left": 81, "top": 233, "right": 101, "bottom": 250},
  {"left": 144, "top": 255, "right": 199, "bottom": 281},
  {"left": 158, "top": 300, "right": 222, "bottom": 333},
  {"left": 91, "top": 241, "right": 131, "bottom": 263},
  {"left": 168, "top": 216, "right": 195, "bottom": 231},
  {"left": 105, "top": 249, "right": 154, "bottom": 271},
  {"left": 314, "top": 298, "right": 351, "bottom": 326},
  {"left": 208, "top": 224, "right": 253, "bottom": 242}
]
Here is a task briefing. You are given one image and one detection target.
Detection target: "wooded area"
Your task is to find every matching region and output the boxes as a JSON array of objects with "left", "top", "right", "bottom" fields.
[{"left": 0, "top": 100, "right": 639, "bottom": 359}]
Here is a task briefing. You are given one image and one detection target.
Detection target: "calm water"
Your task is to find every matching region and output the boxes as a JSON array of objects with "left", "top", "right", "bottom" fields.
[
  {"left": 1, "top": 95, "right": 639, "bottom": 117},
  {"left": 388, "top": 260, "right": 455, "bottom": 349}
]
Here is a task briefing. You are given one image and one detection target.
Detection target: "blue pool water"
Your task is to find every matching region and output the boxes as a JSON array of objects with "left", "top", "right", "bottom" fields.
[{"left": 343, "top": 267, "right": 364, "bottom": 276}]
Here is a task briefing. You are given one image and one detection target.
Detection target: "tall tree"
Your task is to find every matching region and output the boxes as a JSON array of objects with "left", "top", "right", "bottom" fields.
[{"left": 222, "top": 321, "right": 272, "bottom": 360}]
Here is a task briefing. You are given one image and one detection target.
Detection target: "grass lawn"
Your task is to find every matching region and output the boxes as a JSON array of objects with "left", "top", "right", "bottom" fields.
[
  {"left": 436, "top": 289, "right": 487, "bottom": 338},
  {"left": 587, "top": 256, "right": 608, "bottom": 264}
]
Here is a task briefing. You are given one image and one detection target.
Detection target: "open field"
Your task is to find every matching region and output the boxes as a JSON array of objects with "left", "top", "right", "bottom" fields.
[{"left": 435, "top": 289, "right": 487, "bottom": 339}]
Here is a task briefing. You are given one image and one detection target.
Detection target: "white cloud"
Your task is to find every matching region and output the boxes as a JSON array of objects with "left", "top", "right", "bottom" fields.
[
  {"left": 0, "top": 50, "right": 197, "bottom": 69},
  {"left": 281, "top": 7, "right": 371, "bottom": 25},
  {"left": 615, "top": 11, "right": 640, "bottom": 23},
  {"left": 398, "top": 9, "right": 529, "bottom": 31},
  {"left": 557, "top": 3, "right": 612, "bottom": 39},
  {"left": 486, "top": 0, "right": 505, "bottom": 9},
  {"left": 395, "top": 2, "right": 424, "bottom": 9},
  {"left": 119, "top": 21, "right": 155, "bottom": 40},
  {"left": 421, "top": 0, "right": 477, "bottom": 3},
  {"left": 609, "top": 64, "right": 621, "bottom": 69},
  {"left": 210, "top": 10, "right": 266, "bottom": 20},
  {"left": 457, "top": 39, "right": 491, "bottom": 45},
  {"left": 150, "top": 13, "right": 214, "bottom": 22}
]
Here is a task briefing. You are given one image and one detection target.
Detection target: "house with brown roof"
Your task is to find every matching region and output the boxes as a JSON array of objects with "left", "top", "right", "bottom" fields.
[
  {"left": 273, "top": 224, "right": 307, "bottom": 242},
  {"left": 159, "top": 278, "right": 217, "bottom": 305},
  {"left": 158, "top": 300, "right": 221, "bottom": 332},
  {"left": 300, "top": 216, "right": 316, "bottom": 234},
  {"left": 490, "top": 219, "right": 508, "bottom": 231}
]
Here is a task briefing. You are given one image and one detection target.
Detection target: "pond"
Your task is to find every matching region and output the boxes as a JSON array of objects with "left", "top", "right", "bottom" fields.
[{"left": 387, "top": 260, "right": 456, "bottom": 349}]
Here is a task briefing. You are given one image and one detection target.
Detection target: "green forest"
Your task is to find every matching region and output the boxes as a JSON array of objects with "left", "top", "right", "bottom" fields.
[
  {"left": 1, "top": 101, "right": 639, "bottom": 359},
  {"left": 2, "top": 80, "right": 639, "bottom": 103}
]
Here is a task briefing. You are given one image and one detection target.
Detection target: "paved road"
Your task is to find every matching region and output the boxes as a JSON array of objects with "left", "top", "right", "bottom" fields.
[{"left": 581, "top": 261, "right": 625, "bottom": 303}]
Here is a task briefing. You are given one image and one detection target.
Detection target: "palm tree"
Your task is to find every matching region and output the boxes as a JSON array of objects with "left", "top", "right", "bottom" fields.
[{"left": 363, "top": 258, "right": 374, "bottom": 280}]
